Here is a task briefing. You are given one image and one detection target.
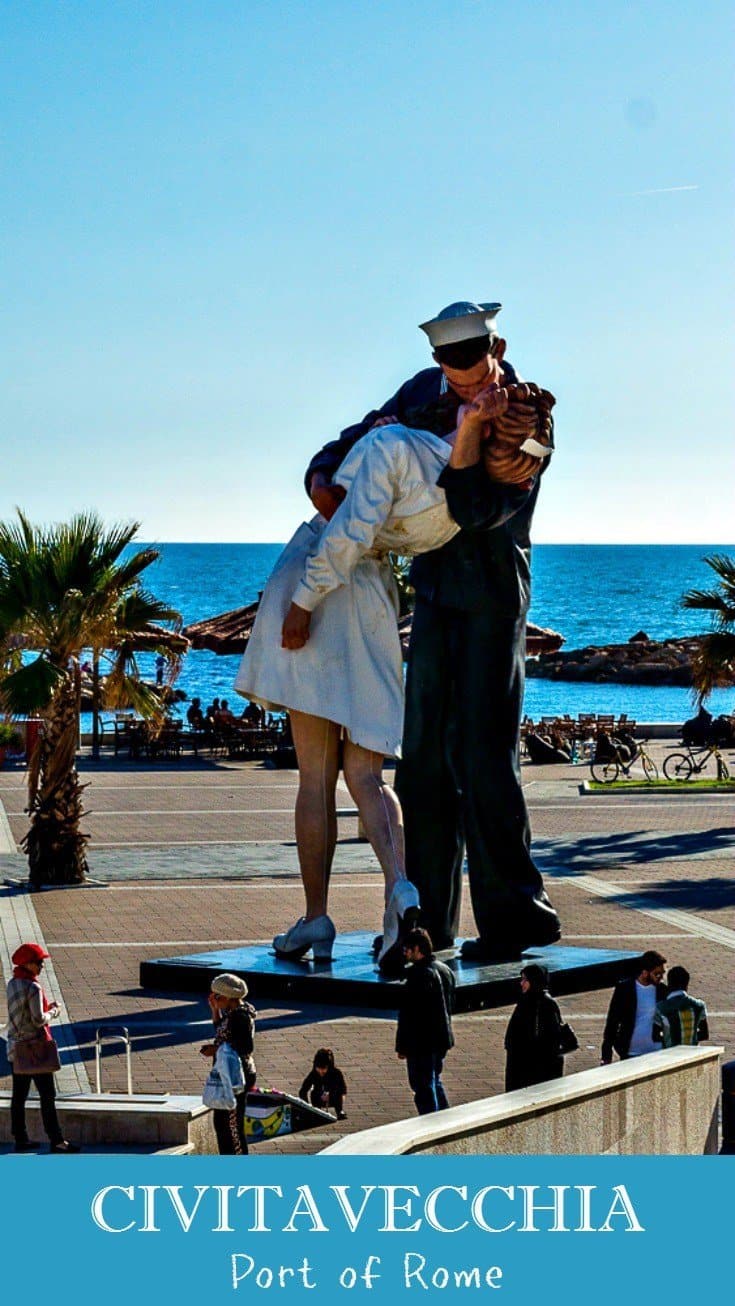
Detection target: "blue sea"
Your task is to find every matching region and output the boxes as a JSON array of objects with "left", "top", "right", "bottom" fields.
[{"left": 100, "top": 543, "right": 735, "bottom": 725}]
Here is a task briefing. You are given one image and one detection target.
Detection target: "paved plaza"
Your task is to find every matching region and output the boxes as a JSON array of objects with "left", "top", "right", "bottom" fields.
[{"left": 1, "top": 744, "right": 734, "bottom": 1153}]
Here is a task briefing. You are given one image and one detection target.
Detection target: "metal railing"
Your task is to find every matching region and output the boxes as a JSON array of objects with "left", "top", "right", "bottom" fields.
[{"left": 94, "top": 1025, "right": 133, "bottom": 1095}]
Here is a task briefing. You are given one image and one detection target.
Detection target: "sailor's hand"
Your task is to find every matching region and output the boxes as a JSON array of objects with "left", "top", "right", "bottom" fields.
[
  {"left": 309, "top": 472, "right": 346, "bottom": 521},
  {"left": 282, "top": 603, "right": 312, "bottom": 650},
  {"left": 369, "top": 415, "right": 398, "bottom": 429}
]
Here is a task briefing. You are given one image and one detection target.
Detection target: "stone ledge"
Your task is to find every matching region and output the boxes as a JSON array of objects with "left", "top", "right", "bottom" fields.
[
  {"left": 0, "top": 1091, "right": 215, "bottom": 1152},
  {"left": 321, "top": 1046, "right": 723, "bottom": 1156}
]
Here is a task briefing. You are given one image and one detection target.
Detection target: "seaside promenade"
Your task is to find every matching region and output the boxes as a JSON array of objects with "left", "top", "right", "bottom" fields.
[{"left": 1, "top": 744, "right": 734, "bottom": 1154}]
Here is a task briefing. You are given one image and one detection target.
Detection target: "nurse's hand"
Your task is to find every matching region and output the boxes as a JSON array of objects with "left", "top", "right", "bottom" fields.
[
  {"left": 462, "top": 383, "right": 510, "bottom": 427},
  {"left": 282, "top": 603, "right": 312, "bottom": 650}
]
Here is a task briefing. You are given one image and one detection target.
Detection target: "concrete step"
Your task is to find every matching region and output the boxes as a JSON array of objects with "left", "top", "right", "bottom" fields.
[{"left": 0, "top": 1091, "right": 215, "bottom": 1153}]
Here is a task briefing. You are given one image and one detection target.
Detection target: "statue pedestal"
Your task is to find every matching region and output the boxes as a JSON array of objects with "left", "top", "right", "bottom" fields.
[{"left": 140, "top": 934, "right": 640, "bottom": 1012}]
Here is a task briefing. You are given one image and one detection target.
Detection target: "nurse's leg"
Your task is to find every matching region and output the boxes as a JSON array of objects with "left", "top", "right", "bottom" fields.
[
  {"left": 289, "top": 710, "right": 341, "bottom": 918},
  {"left": 344, "top": 740, "right": 421, "bottom": 971},
  {"left": 342, "top": 741, "right": 405, "bottom": 897}
]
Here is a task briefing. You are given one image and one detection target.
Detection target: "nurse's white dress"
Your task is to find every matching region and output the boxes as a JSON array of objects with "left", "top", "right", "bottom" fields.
[{"left": 234, "top": 424, "right": 459, "bottom": 757}]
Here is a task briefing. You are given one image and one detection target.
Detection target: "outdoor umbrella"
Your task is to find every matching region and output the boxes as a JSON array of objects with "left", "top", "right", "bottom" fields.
[{"left": 183, "top": 603, "right": 564, "bottom": 660}]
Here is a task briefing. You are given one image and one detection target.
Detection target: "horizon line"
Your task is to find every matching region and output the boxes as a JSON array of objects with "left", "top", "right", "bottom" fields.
[{"left": 136, "top": 539, "right": 735, "bottom": 547}]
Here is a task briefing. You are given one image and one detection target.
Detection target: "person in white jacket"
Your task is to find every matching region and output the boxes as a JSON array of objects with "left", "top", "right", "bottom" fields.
[{"left": 236, "top": 385, "right": 544, "bottom": 972}]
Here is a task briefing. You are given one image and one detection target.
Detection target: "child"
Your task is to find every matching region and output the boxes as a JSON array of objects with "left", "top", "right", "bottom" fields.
[
  {"left": 200, "top": 973, "right": 257, "bottom": 1154},
  {"left": 299, "top": 1048, "right": 347, "bottom": 1120}
]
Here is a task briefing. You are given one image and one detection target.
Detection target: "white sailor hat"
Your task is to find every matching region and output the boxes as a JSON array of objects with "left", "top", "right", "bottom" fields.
[{"left": 419, "top": 301, "right": 502, "bottom": 348}]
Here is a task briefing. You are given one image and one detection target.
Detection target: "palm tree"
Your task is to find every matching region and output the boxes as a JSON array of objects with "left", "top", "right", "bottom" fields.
[
  {"left": 0, "top": 510, "right": 187, "bottom": 886},
  {"left": 681, "top": 553, "right": 735, "bottom": 701},
  {"left": 389, "top": 553, "right": 414, "bottom": 618}
]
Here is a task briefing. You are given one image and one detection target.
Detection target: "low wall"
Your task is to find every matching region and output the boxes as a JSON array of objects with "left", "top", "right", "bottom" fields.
[
  {"left": 320, "top": 1047, "right": 722, "bottom": 1156},
  {"left": 0, "top": 1091, "right": 216, "bottom": 1153}
]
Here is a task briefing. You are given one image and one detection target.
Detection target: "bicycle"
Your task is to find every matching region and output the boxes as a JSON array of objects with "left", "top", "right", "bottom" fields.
[
  {"left": 662, "top": 743, "right": 731, "bottom": 782},
  {"left": 589, "top": 737, "right": 659, "bottom": 784}
]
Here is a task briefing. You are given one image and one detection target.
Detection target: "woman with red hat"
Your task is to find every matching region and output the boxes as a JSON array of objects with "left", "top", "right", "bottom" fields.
[{"left": 6, "top": 943, "right": 79, "bottom": 1152}]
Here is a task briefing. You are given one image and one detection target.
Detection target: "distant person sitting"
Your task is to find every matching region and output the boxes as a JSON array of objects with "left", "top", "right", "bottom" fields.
[
  {"left": 594, "top": 730, "right": 632, "bottom": 764},
  {"left": 187, "top": 697, "right": 205, "bottom": 730},
  {"left": 601, "top": 950, "right": 667, "bottom": 1063},
  {"left": 653, "top": 966, "right": 709, "bottom": 1047},
  {"left": 215, "top": 699, "right": 239, "bottom": 729},
  {"left": 526, "top": 729, "right": 572, "bottom": 765},
  {"left": 299, "top": 1048, "right": 348, "bottom": 1119},
  {"left": 205, "top": 698, "right": 221, "bottom": 728},
  {"left": 681, "top": 704, "right": 713, "bottom": 748},
  {"left": 240, "top": 700, "right": 266, "bottom": 726}
]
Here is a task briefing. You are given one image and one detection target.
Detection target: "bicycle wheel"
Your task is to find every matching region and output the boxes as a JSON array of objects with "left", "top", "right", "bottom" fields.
[
  {"left": 590, "top": 759, "right": 619, "bottom": 783},
  {"left": 663, "top": 752, "right": 693, "bottom": 781},
  {"left": 642, "top": 755, "right": 659, "bottom": 782}
]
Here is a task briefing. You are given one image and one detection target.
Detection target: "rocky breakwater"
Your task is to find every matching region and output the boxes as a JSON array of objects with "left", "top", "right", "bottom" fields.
[{"left": 526, "top": 631, "right": 707, "bottom": 686}]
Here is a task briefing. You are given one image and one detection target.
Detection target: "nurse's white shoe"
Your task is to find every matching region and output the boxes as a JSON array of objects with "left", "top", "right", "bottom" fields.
[
  {"left": 273, "top": 915, "right": 336, "bottom": 962},
  {"left": 378, "top": 880, "right": 421, "bottom": 974}
]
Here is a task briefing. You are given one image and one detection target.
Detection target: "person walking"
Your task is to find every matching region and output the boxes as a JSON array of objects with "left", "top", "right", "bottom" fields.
[
  {"left": 504, "top": 963, "right": 565, "bottom": 1091},
  {"left": 396, "top": 927, "right": 455, "bottom": 1114},
  {"left": 6, "top": 943, "right": 79, "bottom": 1153},
  {"left": 601, "top": 950, "right": 667, "bottom": 1063},
  {"left": 200, "top": 973, "right": 256, "bottom": 1155},
  {"left": 299, "top": 1047, "right": 348, "bottom": 1119},
  {"left": 653, "top": 966, "right": 710, "bottom": 1047}
]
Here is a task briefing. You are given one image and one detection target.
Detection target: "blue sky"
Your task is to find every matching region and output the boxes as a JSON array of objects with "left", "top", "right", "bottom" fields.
[{"left": 1, "top": 1, "right": 732, "bottom": 542}]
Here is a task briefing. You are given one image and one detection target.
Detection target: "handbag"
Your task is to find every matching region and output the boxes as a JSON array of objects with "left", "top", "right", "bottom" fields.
[
  {"left": 13, "top": 1033, "right": 61, "bottom": 1076},
  {"left": 558, "top": 1022, "right": 579, "bottom": 1055},
  {"left": 203, "top": 1042, "right": 245, "bottom": 1111}
]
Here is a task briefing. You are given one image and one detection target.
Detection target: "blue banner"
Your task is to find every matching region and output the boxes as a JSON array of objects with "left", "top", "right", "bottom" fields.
[{"left": 1, "top": 1155, "right": 730, "bottom": 1302}]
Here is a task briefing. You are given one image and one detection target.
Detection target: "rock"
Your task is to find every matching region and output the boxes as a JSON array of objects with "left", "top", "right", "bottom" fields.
[
  {"left": 524, "top": 634, "right": 708, "bottom": 686},
  {"left": 628, "top": 630, "right": 651, "bottom": 643}
]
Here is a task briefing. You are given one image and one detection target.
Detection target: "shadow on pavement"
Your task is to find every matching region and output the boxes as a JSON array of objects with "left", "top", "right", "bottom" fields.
[
  {"left": 610, "top": 876, "right": 735, "bottom": 912},
  {"left": 538, "top": 826, "right": 735, "bottom": 872}
]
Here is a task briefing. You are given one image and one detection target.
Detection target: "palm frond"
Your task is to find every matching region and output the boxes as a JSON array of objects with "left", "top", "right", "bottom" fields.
[
  {"left": 101, "top": 547, "right": 161, "bottom": 591},
  {"left": 701, "top": 553, "right": 735, "bottom": 591},
  {"left": 114, "top": 588, "right": 184, "bottom": 634},
  {"left": 103, "top": 667, "right": 167, "bottom": 719},
  {"left": 681, "top": 553, "right": 735, "bottom": 702},
  {"left": 689, "top": 633, "right": 735, "bottom": 698},
  {"left": 681, "top": 588, "right": 735, "bottom": 623},
  {"left": 0, "top": 657, "right": 65, "bottom": 715}
]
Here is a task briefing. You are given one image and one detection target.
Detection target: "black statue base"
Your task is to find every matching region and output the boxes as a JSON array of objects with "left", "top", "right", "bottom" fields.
[{"left": 140, "top": 933, "right": 640, "bottom": 1013}]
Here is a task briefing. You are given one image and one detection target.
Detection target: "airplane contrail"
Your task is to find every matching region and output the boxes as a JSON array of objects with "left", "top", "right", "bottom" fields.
[{"left": 631, "top": 184, "right": 700, "bottom": 195}]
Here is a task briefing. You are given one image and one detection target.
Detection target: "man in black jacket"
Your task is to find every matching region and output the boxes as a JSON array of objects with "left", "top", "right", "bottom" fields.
[
  {"left": 396, "top": 928, "right": 455, "bottom": 1114},
  {"left": 601, "top": 950, "right": 667, "bottom": 1064},
  {"left": 305, "top": 301, "right": 560, "bottom": 960}
]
